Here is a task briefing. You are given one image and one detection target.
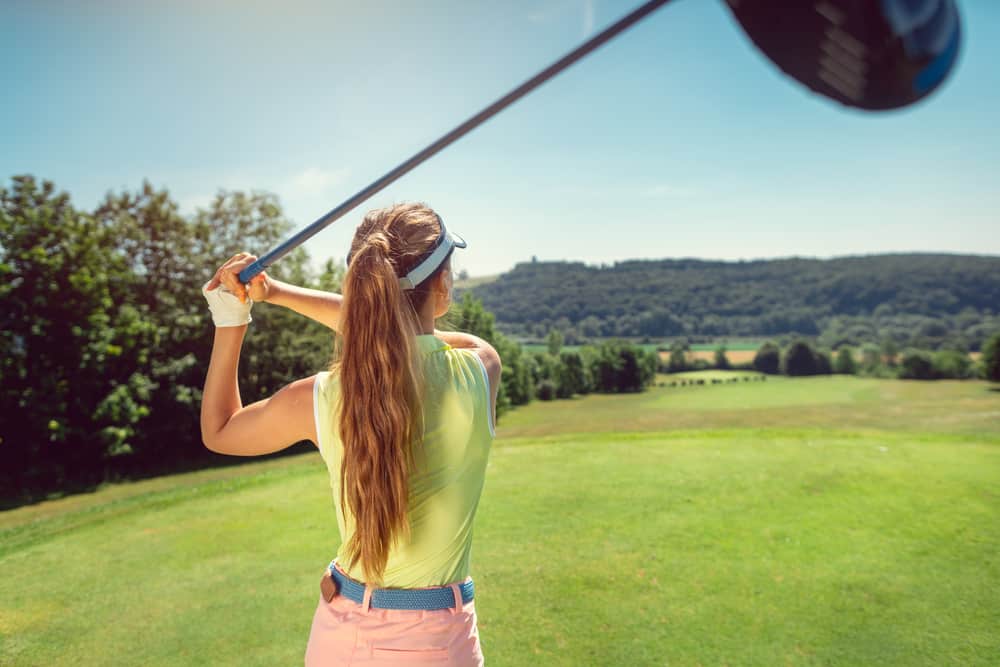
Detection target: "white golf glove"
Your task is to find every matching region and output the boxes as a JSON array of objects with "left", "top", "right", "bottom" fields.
[{"left": 202, "top": 283, "right": 253, "bottom": 327}]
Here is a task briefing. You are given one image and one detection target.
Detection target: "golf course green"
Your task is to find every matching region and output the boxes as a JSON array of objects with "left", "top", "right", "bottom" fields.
[{"left": 2, "top": 374, "right": 998, "bottom": 665}]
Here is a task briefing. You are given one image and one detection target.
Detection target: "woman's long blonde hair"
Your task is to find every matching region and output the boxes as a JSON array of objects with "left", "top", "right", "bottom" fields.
[{"left": 334, "top": 202, "right": 449, "bottom": 584}]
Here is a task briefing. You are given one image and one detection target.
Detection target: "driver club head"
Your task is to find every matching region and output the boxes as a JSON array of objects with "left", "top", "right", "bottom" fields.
[{"left": 725, "top": 0, "right": 962, "bottom": 111}]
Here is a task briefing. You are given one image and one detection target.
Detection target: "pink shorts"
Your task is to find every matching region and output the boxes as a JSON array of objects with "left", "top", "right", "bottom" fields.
[{"left": 304, "top": 565, "right": 484, "bottom": 666}]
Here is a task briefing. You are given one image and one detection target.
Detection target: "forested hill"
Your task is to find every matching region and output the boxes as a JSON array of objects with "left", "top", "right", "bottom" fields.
[{"left": 463, "top": 254, "right": 1000, "bottom": 348}]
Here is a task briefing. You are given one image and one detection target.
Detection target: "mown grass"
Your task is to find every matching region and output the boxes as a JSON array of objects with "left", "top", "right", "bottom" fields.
[{"left": 2, "top": 377, "right": 998, "bottom": 665}]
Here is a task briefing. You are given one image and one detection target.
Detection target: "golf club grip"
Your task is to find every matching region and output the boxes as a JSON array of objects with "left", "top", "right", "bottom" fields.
[{"left": 238, "top": 0, "right": 674, "bottom": 284}]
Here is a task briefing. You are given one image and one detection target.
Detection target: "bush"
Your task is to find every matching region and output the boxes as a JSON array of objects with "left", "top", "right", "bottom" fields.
[
  {"left": 584, "top": 340, "right": 656, "bottom": 393},
  {"left": 753, "top": 342, "right": 781, "bottom": 375},
  {"left": 899, "top": 349, "right": 934, "bottom": 379},
  {"left": 536, "top": 380, "right": 557, "bottom": 401},
  {"left": 859, "top": 343, "right": 881, "bottom": 374},
  {"left": 834, "top": 346, "right": 858, "bottom": 375},
  {"left": 667, "top": 340, "right": 689, "bottom": 373},
  {"left": 691, "top": 358, "right": 711, "bottom": 371},
  {"left": 714, "top": 346, "right": 731, "bottom": 370},
  {"left": 931, "top": 349, "right": 973, "bottom": 379},
  {"left": 784, "top": 340, "right": 819, "bottom": 376},
  {"left": 814, "top": 349, "right": 833, "bottom": 375},
  {"left": 557, "top": 351, "right": 590, "bottom": 398}
]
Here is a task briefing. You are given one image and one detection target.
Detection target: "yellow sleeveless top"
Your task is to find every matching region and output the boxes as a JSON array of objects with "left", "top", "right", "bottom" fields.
[{"left": 312, "top": 334, "right": 495, "bottom": 587}]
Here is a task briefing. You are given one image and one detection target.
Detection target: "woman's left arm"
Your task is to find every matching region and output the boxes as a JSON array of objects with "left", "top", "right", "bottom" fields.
[{"left": 200, "top": 323, "right": 318, "bottom": 456}]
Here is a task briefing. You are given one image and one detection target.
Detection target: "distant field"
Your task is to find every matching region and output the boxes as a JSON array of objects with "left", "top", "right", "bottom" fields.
[
  {"left": 2, "top": 376, "right": 998, "bottom": 665},
  {"left": 660, "top": 349, "right": 758, "bottom": 365}
]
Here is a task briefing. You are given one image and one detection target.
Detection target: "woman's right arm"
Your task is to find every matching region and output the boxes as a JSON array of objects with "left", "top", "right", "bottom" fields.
[{"left": 263, "top": 279, "right": 342, "bottom": 333}]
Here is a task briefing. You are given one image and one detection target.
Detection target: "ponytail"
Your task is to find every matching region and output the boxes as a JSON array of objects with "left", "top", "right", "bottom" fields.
[{"left": 334, "top": 231, "right": 424, "bottom": 584}]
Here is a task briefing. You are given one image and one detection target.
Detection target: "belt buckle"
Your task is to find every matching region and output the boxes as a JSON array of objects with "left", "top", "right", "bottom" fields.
[{"left": 320, "top": 569, "right": 339, "bottom": 603}]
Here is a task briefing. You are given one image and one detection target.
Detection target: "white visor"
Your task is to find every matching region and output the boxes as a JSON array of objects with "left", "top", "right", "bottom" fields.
[{"left": 398, "top": 216, "right": 467, "bottom": 290}]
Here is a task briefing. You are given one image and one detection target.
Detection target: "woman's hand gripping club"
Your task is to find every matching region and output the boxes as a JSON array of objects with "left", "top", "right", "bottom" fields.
[{"left": 202, "top": 253, "right": 272, "bottom": 327}]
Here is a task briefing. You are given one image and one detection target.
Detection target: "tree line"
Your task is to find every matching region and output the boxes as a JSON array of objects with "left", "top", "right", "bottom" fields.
[
  {"left": 0, "top": 176, "right": 658, "bottom": 508},
  {"left": 661, "top": 336, "right": 1000, "bottom": 381},
  {"left": 1, "top": 176, "right": 340, "bottom": 506},
  {"left": 463, "top": 256, "right": 1000, "bottom": 352}
]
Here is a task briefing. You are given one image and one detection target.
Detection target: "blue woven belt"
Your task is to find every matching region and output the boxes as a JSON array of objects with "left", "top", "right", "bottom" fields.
[{"left": 328, "top": 563, "right": 475, "bottom": 611}]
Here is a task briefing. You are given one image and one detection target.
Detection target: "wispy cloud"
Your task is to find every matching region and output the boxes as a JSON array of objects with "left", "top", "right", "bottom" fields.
[
  {"left": 643, "top": 184, "right": 700, "bottom": 198},
  {"left": 284, "top": 167, "right": 350, "bottom": 198},
  {"left": 527, "top": 0, "right": 595, "bottom": 33},
  {"left": 173, "top": 166, "right": 350, "bottom": 219}
]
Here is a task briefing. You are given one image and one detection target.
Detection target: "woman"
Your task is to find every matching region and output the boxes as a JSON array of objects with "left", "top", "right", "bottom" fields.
[{"left": 201, "top": 202, "right": 501, "bottom": 666}]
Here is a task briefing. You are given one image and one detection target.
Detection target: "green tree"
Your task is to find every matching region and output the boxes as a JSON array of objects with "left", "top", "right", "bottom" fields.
[
  {"left": 814, "top": 349, "right": 833, "bottom": 375},
  {"left": 859, "top": 343, "right": 881, "bottom": 374},
  {"left": 783, "top": 340, "right": 819, "bottom": 376},
  {"left": 899, "top": 349, "right": 934, "bottom": 379},
  {"left": 983, "top": 332, "right": 1000, "bottom": 382},
  {"left": 931, "top": 349, "right": 972, "bottom": 379},
  {"left": 0, "top": 176, "right": 142, "bottom": 499},
  {"left": 546, "top": 329, "right": 564, "bottom": 356},
  {"left": 714, "top": 345, "right": 731, "bottom": 370},
  {"left": 667, "top": 340, "right": 689, "bottom": 373},
  {"left": 94, "top": 185, "right": 315, "bottom": 477},
  {"left": 753, "top": 341, "right": 781, "bottom": 375},
  {"left": 585, "top": 340, "right": 653, "bottom": 393},
  {"left": 556, "top": 351, "right": 590, "bottom": 398},
  {"left": 881, "top": 338, "right": 899, "bottom": 367},
  {"left": 834, "top": 346, "right": 858, "bottom": 375}
]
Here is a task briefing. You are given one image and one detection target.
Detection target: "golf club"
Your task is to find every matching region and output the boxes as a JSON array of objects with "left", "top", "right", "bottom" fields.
[
  {"left": 726, "top": 0, "right": 961, "bottom": 111},
  {"left": 238, "top": 0, "right": 961, "bottom": 284}
]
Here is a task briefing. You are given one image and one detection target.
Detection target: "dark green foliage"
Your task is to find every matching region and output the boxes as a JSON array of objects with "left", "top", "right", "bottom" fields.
[
  {"left": 784, "top": 341, "right": 819, "bottom": 376},
  {"left": 667, "top": 340, "right": 689, "bottom": 373},
  {"left": 546, "top": 329, "right": 563, "bottom": 356},
  {"left": 580, "top": 340, "right": 656, "bottom": 393},
  {"left": 834, "top": 347, "right": 858, "bottom": 375},
  {"left": 536, "top": 380, "right": 556, "bottom": 401},
  {"left": 983, "top": 333, "right": 1000, "bottom": 382},
  {"left": 899, "top": 350, "right": 934, "bottom": 380},
  {"left": 462, "top": 256, "right": 1000, "bottom": 349},
  {"left": 2, "top": 177, "right": 331, "bottom": 504},
  {"left": 556, "top": 351, "right": 590, "bottom": 398},
  {"left": 714, "top": 346, "right": 731, "bottom": 370},
  {"left": 1, "top": 176, "right": 142, "bottom": 496},
  {"left": 930, "top": 350, "right": 972, "bottom": 379},
  {"left": 753, "top": 342, "right": 781, "bottom": 375},
  {"left": 814, "top": 349, "right": 833, "bottom": 376},
  {"left": 860, "top": 343, "right": 882, "bottom": 374},
  {"left": 881, "top": 338, "right": 899, "bottom": 367}
]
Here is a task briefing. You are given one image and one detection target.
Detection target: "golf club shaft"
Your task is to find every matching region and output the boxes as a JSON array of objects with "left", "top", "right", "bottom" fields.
[{"left": 239, "top": 0, "right": 674, "bottom": 283}]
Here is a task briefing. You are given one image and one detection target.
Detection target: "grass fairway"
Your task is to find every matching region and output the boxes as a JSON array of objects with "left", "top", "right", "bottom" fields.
[{"left": 2, "top": 378, "right": 999, "bottom": 665}]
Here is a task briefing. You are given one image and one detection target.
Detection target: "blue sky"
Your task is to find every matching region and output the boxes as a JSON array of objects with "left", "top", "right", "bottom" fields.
[{"left": 2, "top": 0, "right": 998, "bottom": 277}]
